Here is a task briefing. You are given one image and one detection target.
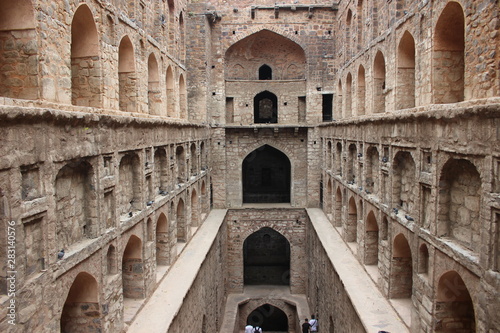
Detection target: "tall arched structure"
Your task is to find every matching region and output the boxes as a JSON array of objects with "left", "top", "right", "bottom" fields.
[
  {"left": 397, "top": 31, "right": 416, "bottom": 109},
  {"left": 118, "top": 35, "right": 136, "bottom": 112},
  {"left": 148, "top": 53, "right": 161, "bottom": 115},
  {"left": 242, "top": 145, "right": 291, "bottom": 203},
  {"left": 373, "top": 50, "right": 386, "bottom": 113},
  {"left": 433, "top": 2, "right": 465, "bottom": 104},
  {"left": 122, "top": 235, "right": 145, "bottom": 299}
]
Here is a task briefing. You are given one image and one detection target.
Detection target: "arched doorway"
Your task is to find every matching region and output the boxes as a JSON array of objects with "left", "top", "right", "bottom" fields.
[
  {"left": 122, "top": 235, "right": 145, "bottom": 299},
  {"left": 254, "top": 91, "right": 278, "bottom": 123},
  {"left": 60, "top": 272, "right": 101, "bottom": 333},
  {"left": 247, "top": 304, "right": 288, "bottom": 332},
  {"left": 435, "top": 271, "right": 475, "bottom": 332},
  {"left": 243, "top": 227, "right": 290, "bottom": 285},
  {"left": 242, "top": 145, "right": 291, "bottom": 203}
]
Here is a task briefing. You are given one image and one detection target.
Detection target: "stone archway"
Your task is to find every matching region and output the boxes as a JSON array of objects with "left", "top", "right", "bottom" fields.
[
  {"left": 60, "top": 272, "right": 101, "bottom": 333},
  {"left": 243, "top": 227, "right": 290, "bottom": 285},
  {"left": 242, "top": 145, "right": 291, "bottom": 203},
  {"left": 247, "top": 303, "right": 288, "bottom": 332}
]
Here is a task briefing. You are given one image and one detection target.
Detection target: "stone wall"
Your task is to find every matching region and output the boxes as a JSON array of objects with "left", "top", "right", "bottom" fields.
[
  {"left": 225, "top": 209, "right": 307, "bottom": 294},
  {"left": 306, "top": 216, "right": 366, "bottom": 333},
  {"left": 320, "top": 102, "right": 500, "bottom": 332},
  {"left": 166, "top": 220, "right": 227, "bottom": 333},
  {"left": 0, "top": 106, "right": 210, "bottom": 332}
]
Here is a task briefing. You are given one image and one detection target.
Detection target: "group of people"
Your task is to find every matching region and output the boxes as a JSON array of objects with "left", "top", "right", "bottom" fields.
[
  {"left": 244, "top": 324, "right": 263, "bottom": 333},
  {"left": 245, "top": 314, "right": 318, "bottom": 333},
  {"left": 302, "top": 315, "right": 318, "bottom": 333}
]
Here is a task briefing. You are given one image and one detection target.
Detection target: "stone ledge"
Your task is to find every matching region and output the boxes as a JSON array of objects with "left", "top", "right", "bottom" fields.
[
  {"left": 306, "top": 208, "right": 410, "bottom": 333},
  {"left": 128, "top": 209, "right": 228, "bottom": 333}
]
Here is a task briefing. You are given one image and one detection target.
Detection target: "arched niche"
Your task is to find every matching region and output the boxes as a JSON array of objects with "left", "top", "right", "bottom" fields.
[
  {"left": 225, "top": 29, "right": 306, "bottom": 80},
  {"left": 259, "top": 64, "right": 272, "bottom": 80},
  {"left": 122, "top": 235, "right": 145, "bottom": 299},
  {"left": 61, "top": 272, "right": 101, "bottom": 333},
  {"left": 254, "top": 91, "right": 278, "bottom": 123},
  {"left": 397, "top": 31, "right": 416, "bottom": 109},
  {"left": 118, "top": 35, "right": 136, "bottom": 112},
  {"left": 435, "top": 271, "right": 475, "bottom": 332},
  {"left": 373, "top": 50, "right": 386, "bottom": 113},
  {"left": 55, "top": 161, "right": 97, "bottom": 250},
  {"left": 242, "top": 145, "right": 291, "bottom": 203},
  {"left": 0, "top": 0, "right": 38, "bottom": 100},
  {"left": 71, "top": 4, "right": 101, "bottom": 107},
  {"left": 433, "top": 2, "right": 465, "bottom": 103},
  {"left": 156, "top": 213, "right": 169, "bottom": 265},
  {"left": 390, "top": 233, "right": 413, "bottom": 299},
  {"left": 243, "top": 227, "right": 290, "bottom": 285}
]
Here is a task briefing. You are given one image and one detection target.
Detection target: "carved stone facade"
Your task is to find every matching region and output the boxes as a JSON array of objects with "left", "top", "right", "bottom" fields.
[{"left": 0, "top": 0, "right": 498, "bottom": 332}]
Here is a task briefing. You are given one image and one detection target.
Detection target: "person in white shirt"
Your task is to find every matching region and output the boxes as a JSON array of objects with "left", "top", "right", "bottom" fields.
[
  {"left": 245, "top": 324, "right": 255, "bottom": 333},
  {"left": 309, "top": 315, "right": 318, "bottom": 332}
]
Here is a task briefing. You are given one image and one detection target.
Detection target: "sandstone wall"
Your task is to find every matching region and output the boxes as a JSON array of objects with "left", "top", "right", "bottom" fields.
[
  {"left": 319, "top": 103, "right": 500, "bottom": 332},
  {"left": 0, "top": 107, "right": 210, "bottom": 332}
]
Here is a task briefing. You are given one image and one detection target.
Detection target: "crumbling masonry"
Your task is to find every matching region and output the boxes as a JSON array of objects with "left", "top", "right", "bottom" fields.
[{"left": 0, "top": 0, "right": 499, "bottom": 332}]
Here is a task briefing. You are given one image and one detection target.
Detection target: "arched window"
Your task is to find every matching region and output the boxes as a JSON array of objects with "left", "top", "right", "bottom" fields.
[{"left": 259, "top": 64, "right": 272, "bottom": 80}]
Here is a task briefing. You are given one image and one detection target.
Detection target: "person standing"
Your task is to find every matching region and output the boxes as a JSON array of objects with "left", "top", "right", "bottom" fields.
[
  {"left": 245, "top": 324, "right": 255, "bottom": 333},
  {"left": 309, "top": 315, "right": 318, "bottom": 332},
  {"left": 254, "top": 325, "right": 262, "bottom": 333},
  {"left": 302, "top": 318, "right": 311, "bottom": 333}
]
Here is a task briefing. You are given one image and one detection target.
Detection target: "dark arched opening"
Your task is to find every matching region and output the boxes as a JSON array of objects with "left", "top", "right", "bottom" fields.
[
  {"left": 247, "top": 304, "right": 288, "bottom": 331},
  {"left": 259, "top": 64, "right": 272, "bottom": 80},
  {"left": 254, "top": 91, "right": 278, "bottom": 123},
  {"left": 243, "top": 227, "right": 290, "bottom": 285},
  {"left": 243, "top": 145, "right": 290, "bottom": 203}
]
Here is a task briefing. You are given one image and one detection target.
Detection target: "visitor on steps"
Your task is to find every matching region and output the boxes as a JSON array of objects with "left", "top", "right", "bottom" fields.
[
  {"left": 302, "top": 318, "right": 311, "bottom": 333},
  {"left": 309, "top": 314, "right": 318, "bottom": 332},
  {"left": 254, "top": 325, "right": 262, "bottom": 333}
]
